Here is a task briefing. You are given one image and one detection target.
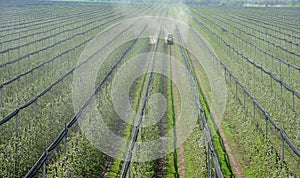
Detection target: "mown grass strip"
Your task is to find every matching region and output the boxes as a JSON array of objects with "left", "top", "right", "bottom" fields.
[
  {"left": 165, "top": 45, "right": 179, "bottom": 178},
  {"left": 179, "top": 43, "right": 233, "bottom": 177},
  {"left": 106, "top": 39, "right": 153, "bottom": 177}
]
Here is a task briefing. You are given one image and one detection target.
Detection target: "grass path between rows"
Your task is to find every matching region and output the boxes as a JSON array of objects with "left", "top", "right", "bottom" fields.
[
  {"left": 170, "top": 45, "right": 187, "bottom": 177},
  {"left": 190, "top": 54, "right": 243, "bottom": 177}
]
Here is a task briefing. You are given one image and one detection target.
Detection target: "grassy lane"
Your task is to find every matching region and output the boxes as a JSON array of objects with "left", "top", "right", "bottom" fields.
[
  {"left": 165, "top": 45, "right": 179, "bottom": 178},
  {"left": 104, "top": 37, "right": 153, "bottom": 177},
  {"left": 174, "top": 27, "right": 233, "bottom": 176},
  {"left": 189, "top": 6, "right": 299, "bottom": 176}
]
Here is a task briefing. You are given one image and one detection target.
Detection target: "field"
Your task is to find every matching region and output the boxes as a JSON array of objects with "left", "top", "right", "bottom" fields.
[{"left": 0, "top": 1, "right": 299, "bottom": 177}]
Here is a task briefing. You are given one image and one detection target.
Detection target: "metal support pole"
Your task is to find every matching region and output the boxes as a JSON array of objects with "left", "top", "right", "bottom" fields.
[
  {"left": 253, "top": 101, "right": 256, "bottom": 118},
  {"left": 243, "top": 89, "right": 246, "bottom": 107},
  {"left": 281, "top": 136, "right": 285, "bottom": 161},
  {"left": 0, "top": 88, "right": 2, "bottom": 108},
  {"left": 18, "top": 47, "right": 20, "bottom": 60},
  {"left": 42, "top": 64, "right": 45, "bottom": 78},
  {"left": 224, "top": 68, "right": 226, "bottom": 83},
  {"left": 270, "top": 76, "right": 272, "bottom": 91},
  {"left": 128, "top": 164, "right": 131, "bottom": 178},
  {"left": 235, "top": 81, "right": 238, "bottom": 100},
  {"left": 64, "top": 126, "right": 67, "bottom": 155},
  {"left": 280, "top": 83, "right": 283, "bottom": 102},
  {"left": 34, "top": 101, "right": 37, "bottom": 115},
  {"left": 28, "top": 52, "right": 31, "bottom": 69},
  {"left": 265, "top": 117, "right": 268, "bottom": 139},
  {"left": 288, "top": 65, "right": 290, "bottom": 82},
  {"left": 207, "top": 145, "right": 211, "bottom": 178},
  {"left": 253, "top": 65, "right": 255, "bottom": 88},
  {"left": 98, "top": 91, "right": 100, "bottom": 105},
  {"left": 271, "top": 56, "right": 274, "bottom": 70},
  {"left": 15, "top": 114, "right": 19, "bottom": 136},
  {"left": 292, "top": 92, "right": 295, "bottom": 111},
  {"left": 43, "top": 162, "right": 46, "bottom": 178},
  {"left": 296, "top": 70, "right": 300, "bottom": 87},
  {"left": 279, "top": 61, "right": 282, "bottom": 78}
]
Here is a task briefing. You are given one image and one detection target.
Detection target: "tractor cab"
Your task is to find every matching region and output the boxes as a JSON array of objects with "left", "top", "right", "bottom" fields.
[{"left": 166, "top": 33, "right": 174, "bottom": 45}]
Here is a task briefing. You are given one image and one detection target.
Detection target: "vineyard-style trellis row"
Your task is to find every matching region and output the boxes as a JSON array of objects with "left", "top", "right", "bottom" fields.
[
  {"left": 192, "top": 10, "right": 300, "bottom": 111},
  {"left": 0, "top": 11, "right": 66, "bottom": 30},
  {"left": 189, "top": 3, "right": 300, "bottom": 31},
  {"left": 190, "top": 7, "right": 300, "bottom": 174},
  {"left": 1, "top": 2, "right": 299, "bottom": 177},
  {"left": 0, "top": 16, "right": 124, "bottom": 84},
  {"left": 0, "top": 7, "right": 104, "bottom": 38},
  {"left": 0, "top": 11, "right": 125, "bottom": 55},
  {"left": 191, "top": 9, "right": 300, "bottom": 147},
  {"left": 200, "top": 16, "right": 300, "bottom": 101},
  {"left": 231, "top": 11, "right": 300, "bottom": 38},
  {"left": 0, "top": 18, "right": 128, "bottom": 112},
  {"left": 0, "top": 2, "right": 150, "bottom": 28},
  {"left": 189, "top": 12, "right": 300, "bottom": 170},
  {"left": 0, "top": 4, "right": 156, "bottom": 173},
  {"left": 0, "top": 9, "right": 146, "bottom": 78},
  {"left": 0, "top": 2, "right": 114, "bottom": 28},
  {"left": 176, "top": 26, "right": 224, "bottom": 178},
  {"left": 217, "top": 13, "right": 300, "bottom": 58},
  {"left": 0, "top": 3, "right": 157, "bottom": 175},
  {"left": 0, "top": 17, "right": 122, "bottom": 76},
  {"left": 195, "top": 9, "right": 300, "bottom": 66},
  {"left": 0, "top": 2, "right": 79, "bottom": 25},
  {"left": 239, "top": 8, "right": 300, "bottom": 28},
  {"left": 0, "top": 12, "right": 118, "bottom": 34},
  {"left": 218, "top": 10, "right": 300, "bottom": 55},
  {"left": 0, "top": 5, "right": 152, "bottom": 66},
  {"left": 214, "top": 8, "right": 300, "bottom": 40},
  {"left": 0, "top": 1, "right": 151, "bottom": 27},
  {"left": 0, "top": 3, "right": 153, "bottom": 125},
  {"left": 0, "top": 37, "right": 92, "bottom": 125},
  {"left": 0, "top": 9, "right": 111, "bottom": 48},
  {"left": 0, "top": 7, "right": 150, "bottom": 113},
  {"left": 199, "top": 10, "right": 300, "bottom": 91},
  {"left": 220, "top": 13, "right": 300, "bottom": 47},
  {"left": 195, "top": 10, "right": 299, "bottom": 47},
  {"left": 25, "top": 23, "right": 141, "bottom": 177},
  {"left": 121, "top": 25, "right": 157, "bottom": 178},
  {"left": 226, "top": 8, "right": 300, "bottom": 27},
  {"left": 208, "top": 12, "right": 300, "bottom": 69}
]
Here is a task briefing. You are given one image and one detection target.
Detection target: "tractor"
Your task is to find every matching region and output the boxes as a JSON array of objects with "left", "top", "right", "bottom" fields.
[{"left": 166, "top": 33, "right": 174, "bottom": 45}]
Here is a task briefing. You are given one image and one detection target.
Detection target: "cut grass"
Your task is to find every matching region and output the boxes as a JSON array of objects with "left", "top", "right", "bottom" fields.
[{"left": 178, "top": 43, "right": 234, "bottom": 177}]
